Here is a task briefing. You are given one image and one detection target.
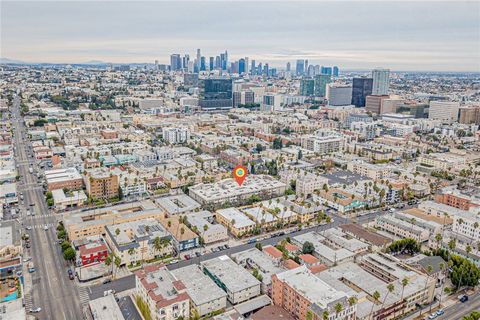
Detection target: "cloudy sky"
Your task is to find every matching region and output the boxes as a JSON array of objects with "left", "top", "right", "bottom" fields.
[{"left": 1, "top": 1, "right": 479, "bottom": 71}]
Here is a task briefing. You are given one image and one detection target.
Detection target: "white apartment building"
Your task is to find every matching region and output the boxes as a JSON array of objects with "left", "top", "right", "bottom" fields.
[
  {"left": 346, "top": 160, "right": 393, "bottom": 180},
  {"left": 301, "top": 131, "right": 344, "bottom": 155},
  {"left": 296, "top": 173, "right": 329, "bottom": 198},
  {"left": 185, "top": 210, "right": 228, "bottom": 244},
  {"left": 428, "top": 101, "right": 460, "bottom": 124},
  {"left": 162, "top": 127, "right": 190, "bottom": 144},
  {"left": 375, "top": 214, "right": 430, "bottom": 242},
  {"left": 452, "top": 208, "right": 480, "bottom": 243}
]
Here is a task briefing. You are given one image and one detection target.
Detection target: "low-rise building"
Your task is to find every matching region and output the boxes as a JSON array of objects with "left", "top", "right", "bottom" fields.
[
  {"left": 189, "top": 175, "right": 286, "bottom": 209},
  {"left": 104, "top": 218, "right": 174, "bottom": 266},
  {"left": 45, "top": 167, "right": 84, "bottom": 191},
  {"left": 84, "top": 168, "right": 119, "bottom": 200},
  {"left": 135, "top": 264, "right": 190, "bottom": 320},
  {"left": 201, "top": 255, "right": 261, "bottom": 304},
  {"left": 293, "top": 232, "right": 355, "bottom": 266},
  {"left": 158, "top": 216, "right": 199, "bottom": 252},
  {"left": 272, "top": 266, "right": 355, "bottom": 320},
  {"left": 52, "top": 189, "right": 87, "bottom": 211},
  {"left": 171, "top": 265, "right": 227, "bottom": 317},
  {"left": 215, "top": 207, "right": 256, "bottom": 237},
  {"left": 185, "top": 210, "right": 228, "bottom": 244},
  {"left": 156, "top": 194, "right": 201, "bottom": 216}
]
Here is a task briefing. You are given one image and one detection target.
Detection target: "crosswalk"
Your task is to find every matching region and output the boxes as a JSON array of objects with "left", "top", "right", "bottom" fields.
[
  {"left": 24, "top": 292, "right": 34, "bottom": 310},
  {"left": 26, "top": 223, "right": 56, "bottom": 229},
  {"left": 78, "top": 286, "right": 90, "bottom": 306}
]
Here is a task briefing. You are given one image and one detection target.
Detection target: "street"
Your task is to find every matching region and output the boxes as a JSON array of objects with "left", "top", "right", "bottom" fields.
[{"left": 12, "top": 96, "right": 84, "bottom": 320}]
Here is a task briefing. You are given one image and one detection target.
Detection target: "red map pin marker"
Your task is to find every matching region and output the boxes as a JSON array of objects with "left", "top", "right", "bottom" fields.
[{"left": 233, "top": 165, "right": 248, "bottom": 186}]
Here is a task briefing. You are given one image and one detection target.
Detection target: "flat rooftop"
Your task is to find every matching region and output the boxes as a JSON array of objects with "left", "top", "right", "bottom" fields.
[
  {"left": 156, "top": 194, "right": 201, "bottom": 215},
  {"left": 88, "top": 294, "right": 124, "bottom": 320},
  {"left": 171, "top": 265, "right": 227, "bottom": 307},
  {"left": 201, "top": 255, "right": 261, "bottom": 293}
]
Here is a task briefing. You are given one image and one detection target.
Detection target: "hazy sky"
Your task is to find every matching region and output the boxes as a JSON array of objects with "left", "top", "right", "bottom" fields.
[{"left": 1, "top": 1, "right": 479, "bottom": 71}]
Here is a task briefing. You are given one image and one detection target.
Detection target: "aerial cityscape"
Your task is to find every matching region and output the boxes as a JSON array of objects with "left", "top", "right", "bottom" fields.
[{"left": 0, "top": 1, "right": 479, "bottom": 320}]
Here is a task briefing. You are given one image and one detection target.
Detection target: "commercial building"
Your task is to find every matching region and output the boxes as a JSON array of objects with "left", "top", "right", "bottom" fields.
[
  {"left": 88, "top": 294, "right": 125, "bottom": 320},
  {"left": 201, "top": 255, "right": 261, "bottom": 304},
  {"left": 84, "top": 168, "right": 119, "bottom": 200},
  {"left": 314, "top": 74, "right": 332, "bottom": 97},
  {"left": 52, "top": 189, "right": 87, "bottom": 211},
  {"left": 365, "top": 95, "right": 390, "bottom": 114},
  {"left": 76, "top": 237, "right": 109, "bottom": 267},
  {"left": 63, "top": 200, "right": 160, "bottom": 240},
  {"left": 189, "top": 175, "right": 286, "bottom": 208},
  {"left": 326, "top": 84, "right": 352, "bottom": 106},
  {"left": 299, "top": 78, "right": 314, "bottom": 96},
  {"left": 104, "top": 218, "right": 174, "bottom": 266},
  {"left": 272, "top": 266, "right": 355, "bottom": 320},
  {"left": 351, "top": 77, "right": 373, "bottom": 107},
  {"left": 135, "top": 265, "right": 190, "bottom": 320},
  {"left": 171, "top": 265, "right": 227, "bottom": 317},
  {"left": 372, "top": 68, "right": 390, "bottom": 95},
  {"left": 45, "top": 167, "right": 84, "bottom": 191},
  {"left": 199, "top": 78, "right": 233, "bottom": 111},
  {"left": 428, "top": 101, "right": 460, "bottom": 124}
]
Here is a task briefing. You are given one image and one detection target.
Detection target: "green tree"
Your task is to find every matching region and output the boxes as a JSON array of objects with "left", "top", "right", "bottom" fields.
[
  {"left": 63, "top": 247, "right": 76, "bottom": 260},
  {"left": 369, "top": 291, "right": 381, "bottom": 319},
  {"left": 302, "top": 241, "right": 315, "bottom": 254}
]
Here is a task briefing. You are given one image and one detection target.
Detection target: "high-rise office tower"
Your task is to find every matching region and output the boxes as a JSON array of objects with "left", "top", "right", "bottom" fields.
[
  {"left": 286, "top": 62, "right": 291, "bottom": 72},
  {"left": 198, "top": 78, "right": 233, "bottom": 111},
  {"left": 251, "top": 60, "right": 256, "bottom": 74},
  {"left": 333, "top": 66, "right": 339, "bottom": 77},
  {"left": 372, "top": 68, "right": 390, "bottom": 95},
  {"left": 170, "top": 54, "right": 182, "bottom": 71},
  {"left": 187, "top": 61, "right": 194, "bottom": 73},
  {"left": 209, "top": 57, "right": 214, "bottom": 71},
  {"left": 351, "top": 77, "right": 373, "bottom": 107},
  {"left": 200, "top": 56, "right": 206, "bottom": 71},
  {"left": 196, "top": 49, "right": 201, "bottom": 72},
  {"left": 304, "top": 60, "right": 309, "bottom": 74},
  {"left": 215, "top": 56, "right": 221, "bottom": 69},
  {"left": 238, "top": 58, "right": 246, "bottom": 74},
  {"left": 182, "top": 54, "right": 190, "bottom": 70},
  {"left": 429, "top": 101, "right": 460, "bottom": 124},
  {"left": 296, "top": 60, "right": 305, "bottom": 75},
  {"left": 307, "top": 65, "right": 315, "bottom": 77},
  {"left": 324, "top": 67, "right": 332, "bottom": 75},
  {"left": 314, "top": 65, "right": 320, "bottom": 75},
  {"left": 299, "top": 78, "right": 315, "bottom": 96},
  {"left": 264, "top": 63, "right": 269, "bottom": 76},
  {"left": 326, "top": 84, "right": 352, "bottom": 106},
  {"left": 154, "top": 60, "right": 158, "bottom": 70},
  {"left": 245, "top": 57, "right": 249, "bottom": 74},
  {"left": 314, "top": 74, "right": 332, "bottom": 97}
]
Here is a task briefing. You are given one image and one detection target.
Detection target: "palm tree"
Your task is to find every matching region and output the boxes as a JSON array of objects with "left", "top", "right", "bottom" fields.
[
  {"left": 153, "top": 236, "right": 163, "bottom": 258},
  {"left": 334, "top": 302, "right": 343, "bottom": 318},
  {"left": 399, "top": 277, "right": 409, "bottom": 317},
  {"left": 382, "top": 283, "right": 395, "bottom": 310},
  {"left": 435, "top": 233, "right": 443, "bottom": 249},
  {"left": 369, "top": 291, "right": 381, "bottom": 319},
  {"left": 419, "top": 265, "right": 433, "bottom": 316},
  {"left": 322, "top": 310, "right": 329, "bottom": 320}
]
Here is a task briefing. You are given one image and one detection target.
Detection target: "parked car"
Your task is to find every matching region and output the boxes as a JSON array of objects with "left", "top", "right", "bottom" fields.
[
  {"left": 428, "top": 313, "right": 437, "bottom": 319},
  {"left": 184, "top": 255, "right": 190, "bottom": 260},
  {"left": 103, "top": 289, "right": 115, "bottom": 296},
  {"left": 195, "top": 252, "right": 201, "bottom": 257},
  {"left": 436, "top": 309, "right": 444, "bottom": 316},
  {"left": 67, "top": 269, "right": 74, "bottom": 280},
  {"left": 225, "top": 244, "right": 230, "bottom": 249},
  {"left": 30, "top": 307, "right": 42, "bottom": 313},
  {"left": 102, "top": 279, "right": 112, "bottom": 284},
  {"left": 458, "top": 295, "right": 469, "bottom": 303}
]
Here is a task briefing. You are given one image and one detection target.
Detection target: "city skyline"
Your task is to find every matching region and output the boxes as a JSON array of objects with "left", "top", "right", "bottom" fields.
[{"left": 1, "top": 1, "right": 479, "bottom": 72}]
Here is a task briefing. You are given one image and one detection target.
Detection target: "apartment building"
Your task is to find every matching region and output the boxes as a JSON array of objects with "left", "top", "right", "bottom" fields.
[
  {"left": 185, "top": 210, "right": 228, "bottom": 244},
  {"left": 135, "top": 265, "right": 190, "bottom": 320},
  {"left": 434, "top": 186, "right": 480, "bottom": 210},
  {"left": 201, "top": 255, "right": 261, "bottom": 304},
  {"left": 84, "top": 168, "right": 119, "bottom": 199},
  {"left": 301, "top": 132, "right": 344, "bottom": 155},
  {"left": 104, "top": 219, "right": 174, "bottom": 266},
  {"left": 272, "top": 266, "right": 355, "bottom": 320},
  {"left": 452, "top": 209, "right": 480, "bottom": 243},
  {"left": 215, "top": 207, "right": 256, "bottom": 237},
  {"left": 315, "top": 188, "right": 366, "bottom": 214},
  {"left": 296, "top": 173, "right": 329, "bottom": 198},
  {"left": 45, "top": 167, "right": 84, "bottom": 191},
  {"left": 171, "top": 265, "right": 227, "bottom": 317},
  {"left": 346, "top": 160, "right": 393, "bottom": 180},
  {"left": 375, "top": 214, "right": 430, "bottom": 242},
  {"left": 293, "top": 232, "right": 355, "bottom": 266},
  {"left": 189, "top": 175, "right": 286, "bottom": 208}
]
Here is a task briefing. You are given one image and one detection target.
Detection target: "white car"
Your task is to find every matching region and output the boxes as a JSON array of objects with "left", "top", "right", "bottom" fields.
[
  {"left": 23, "top": 257, "right": 31, "bottom": 262},
  {"left": 30, "top": 307, "right": 42, "bottom": 313},
  {"left": 26, "top": 226, "right": 32, "bottom": 230},
  {"left": 44, "top": 225, "right": 48, "bottom": 231},
  {"left": 103, "top": 289, "right": 115, "bottom": 296}
]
